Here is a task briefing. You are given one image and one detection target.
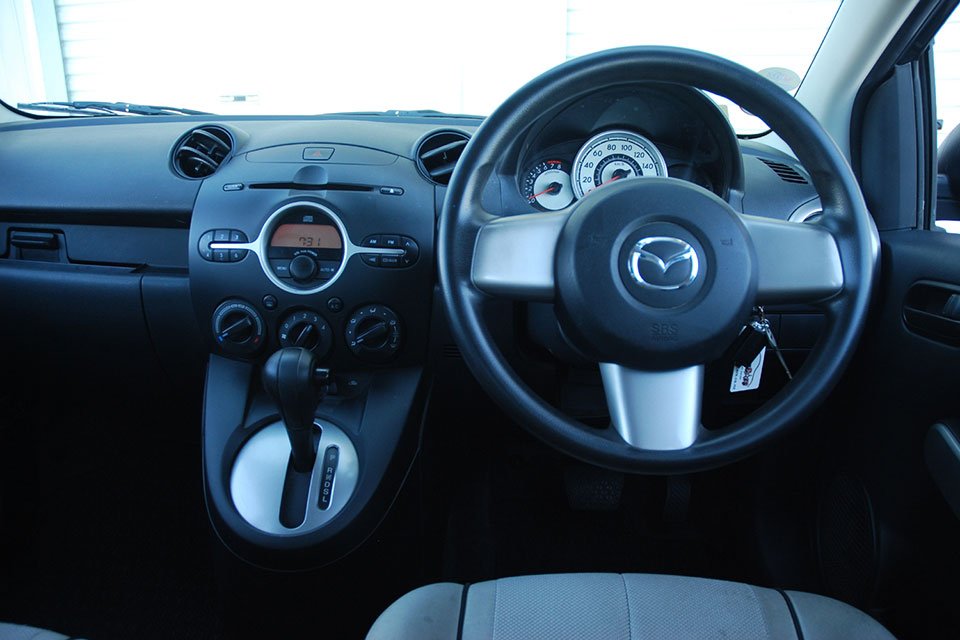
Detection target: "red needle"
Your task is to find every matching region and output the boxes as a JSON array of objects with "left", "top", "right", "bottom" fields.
[
  {"left": 598, "top": 174, "right": 622, "bottom": 187},
  {"left": 528, "top": 183, "right": 561, "bottom": 200},
  {"left": 590, "top": 168, "right": 632, "bottom": 193},
  {"left": 589, "top": 174, "right": 622, "bottom": 193}
]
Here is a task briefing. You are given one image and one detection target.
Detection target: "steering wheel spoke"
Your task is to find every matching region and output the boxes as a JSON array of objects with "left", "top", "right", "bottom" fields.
[
  {"left": 599, "top": 363, "right": 704, "bottom": 451},
  {"left": 471, "top": 210, "right": 571, "bottom": 301},
  {"left": 742, "top": 214, "right": 844, "bottom": 305}
]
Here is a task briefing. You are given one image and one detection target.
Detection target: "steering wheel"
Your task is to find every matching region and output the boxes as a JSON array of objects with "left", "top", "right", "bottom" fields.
[{"left": 438, "top": 47, "right": 877, "bottom": 474}]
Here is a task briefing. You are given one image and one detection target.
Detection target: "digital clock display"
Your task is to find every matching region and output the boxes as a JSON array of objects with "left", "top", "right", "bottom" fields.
[{"left": 270, "top": 224, "right": 342, "bottom": 249}]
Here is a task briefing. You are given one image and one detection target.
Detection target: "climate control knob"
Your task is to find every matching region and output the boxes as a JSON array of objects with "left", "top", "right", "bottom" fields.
[
  {"left": 345, "top": 304, "right": 401, "bottom": 361},
  {"left": 212, "top": 299, "right": 265, "bottom": 355},
  {"left": 278, "top": 309, "right": 333, "bottom": 358}
]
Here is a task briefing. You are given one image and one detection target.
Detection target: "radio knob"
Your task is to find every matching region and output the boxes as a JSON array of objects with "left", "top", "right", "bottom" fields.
[{"left": 289, "top": 255, "right": 317, "bottom": 282}]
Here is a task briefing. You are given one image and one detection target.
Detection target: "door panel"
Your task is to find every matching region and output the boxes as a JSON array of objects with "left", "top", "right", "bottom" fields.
[{"left": 825, "top": 228, "right": 960, "bottom": 636}]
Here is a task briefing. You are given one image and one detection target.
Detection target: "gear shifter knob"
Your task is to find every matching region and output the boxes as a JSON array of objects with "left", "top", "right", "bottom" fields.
[{"left": 262, "top": 347, "right": 325, "bottom": 472}]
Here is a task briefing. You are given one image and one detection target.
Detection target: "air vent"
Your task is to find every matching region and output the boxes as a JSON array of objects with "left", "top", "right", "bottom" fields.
[
  {"left": 758, "top": 157, "right": 808, "bottom": 184},
  {"left": 172, "top": 126, "right": 233, "bottom": 178},
  {"left": 441, "top": 344, "right": 462, "bottom": 359},
  {"left": 416, "top": 131, "right": 470, "bottom": 185}
]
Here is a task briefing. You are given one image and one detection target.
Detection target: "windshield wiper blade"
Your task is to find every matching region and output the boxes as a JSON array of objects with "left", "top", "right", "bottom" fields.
[{"left": 17, "top": 101, "right": 212, "bottom": 116}]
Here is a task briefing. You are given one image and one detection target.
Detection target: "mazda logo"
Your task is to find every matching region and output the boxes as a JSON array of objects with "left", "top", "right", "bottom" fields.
[{"left": 627, "top": 237, "right": 699, "bottom": 290}]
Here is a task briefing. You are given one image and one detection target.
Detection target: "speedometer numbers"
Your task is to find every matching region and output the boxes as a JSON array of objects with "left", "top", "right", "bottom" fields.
[
  {"left": 522, "top": 160, "right": 575, "bottom": 211},
  {"left": 571, "top": 130, "right": 668, "bottom": 198},
  {"left": 522, "top": 131, "right": 668, "bottom": 210}
]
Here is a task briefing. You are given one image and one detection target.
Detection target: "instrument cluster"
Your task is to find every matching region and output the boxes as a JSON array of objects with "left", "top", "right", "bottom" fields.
[{"left": 514, "top": 85, "right": 739, "bottom": 212}]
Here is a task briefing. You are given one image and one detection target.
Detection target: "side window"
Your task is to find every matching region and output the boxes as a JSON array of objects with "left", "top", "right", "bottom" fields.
[
  {"left": 934, "top": 11, "right": 960, "bottom": 232},
  {"left": 936, "top": 12, "right": 960, "bottom": 147}
]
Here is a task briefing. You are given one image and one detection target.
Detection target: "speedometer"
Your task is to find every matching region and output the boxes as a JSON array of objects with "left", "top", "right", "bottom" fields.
[{"left": 571, "top": 129, "right": 668, "bottom": 198}]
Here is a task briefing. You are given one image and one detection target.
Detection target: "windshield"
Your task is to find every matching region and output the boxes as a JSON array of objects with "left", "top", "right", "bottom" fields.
[{"left": 1, "top": 0, "right": 841, "bottom": 134}]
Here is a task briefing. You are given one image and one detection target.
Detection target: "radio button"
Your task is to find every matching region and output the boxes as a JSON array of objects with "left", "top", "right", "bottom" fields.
[
  {"left": 198, "top": 231, "right": 215, "bottom": 261},
  {"left": 400, "top": 237, "right": 419, "bottom": 266},
  {"left": 316, "top": 261, "right": 339, "bottom": 279},
  {"left": 380, "top": 255, "right": 401, "bottom": 268},
  {"left": 270, "top": 260, "right": 292, "bottom": 278}
]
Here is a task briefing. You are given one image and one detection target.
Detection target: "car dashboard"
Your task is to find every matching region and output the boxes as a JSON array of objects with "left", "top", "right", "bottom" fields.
[{"left": 0, "top": 82, "right": 823, "bottom": 567}]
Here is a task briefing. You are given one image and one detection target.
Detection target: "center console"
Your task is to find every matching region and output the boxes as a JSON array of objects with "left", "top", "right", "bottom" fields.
[{"left": 189, "top": 139, "right": 436, "bottom": 569}]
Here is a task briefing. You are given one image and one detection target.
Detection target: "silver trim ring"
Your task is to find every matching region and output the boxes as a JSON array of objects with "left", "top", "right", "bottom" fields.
[
  {"left": 209, "top": 200, "right": 404, "bottom": 295},
  {"left": 571, "top": 129, "right": 669, "bottom": 199},
  {"left": 788, "top": 197, "right": 823, "bottom": 223},
  {"left": 230, "top": 420, "right": 359, "bottom": 535},
  {"left": 627, "top": 236, "right": 699, "bottom": 291}
]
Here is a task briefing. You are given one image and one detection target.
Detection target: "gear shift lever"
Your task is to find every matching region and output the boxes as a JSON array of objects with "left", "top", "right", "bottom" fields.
[{"left": 262, "top": 347, "right": 328, "bottom": 472}]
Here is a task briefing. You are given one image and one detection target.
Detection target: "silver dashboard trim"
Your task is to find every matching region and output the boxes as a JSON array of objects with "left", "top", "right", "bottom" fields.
[
  {"left": 788, "top": 198, "right": 823, "bottom": 223},
  {"left": 230, "top": 419, "right": 359, "bottom": 535}
]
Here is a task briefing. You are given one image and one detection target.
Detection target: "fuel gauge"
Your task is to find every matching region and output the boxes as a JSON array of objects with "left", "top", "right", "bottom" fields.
[{"left": 522, "top": 160, "right": 574, "bottom": 211}]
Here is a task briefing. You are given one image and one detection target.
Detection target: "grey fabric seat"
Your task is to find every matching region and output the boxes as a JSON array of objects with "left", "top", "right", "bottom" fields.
[
  {"left": 0, "top": 622, "right": 73, "bottom": 640},
  {"left": 366, "top": 573, "right": 895, "bottom": 640}
]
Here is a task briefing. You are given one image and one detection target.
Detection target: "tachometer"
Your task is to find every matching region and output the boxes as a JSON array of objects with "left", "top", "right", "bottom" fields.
[
  {"left": 571, "top": 130, "right": 668, "bottom": 198},
  {"left": 522, "top": 160, "right": 575, "bottom": 211}
]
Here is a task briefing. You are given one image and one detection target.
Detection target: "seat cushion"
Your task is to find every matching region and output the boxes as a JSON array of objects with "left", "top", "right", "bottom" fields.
[
  {"left": 366, "top": 573, "right": 896, "bottom": 640},
  {"left": 0, "top": 622, "right": 72, "bottom": 640}
]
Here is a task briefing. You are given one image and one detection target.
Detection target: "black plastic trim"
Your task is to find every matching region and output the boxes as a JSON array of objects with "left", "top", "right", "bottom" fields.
[
  {"left": 857, "top": 63, "right": 922, "bottom": 231},
  {"left": 777, "top": 589, "right": 805, "bottom": 640},
  {"left": 850, "top": 0, "right": 960, "bottom": 188},
  {"left": 925, "top": 420, "right": 960, "bottom": 519},
  {"left": 202, "top": 356, "right": 429, "bottom": 569},
  {"left": 456, "top": 583, "right": 470, "bottom": 640}
]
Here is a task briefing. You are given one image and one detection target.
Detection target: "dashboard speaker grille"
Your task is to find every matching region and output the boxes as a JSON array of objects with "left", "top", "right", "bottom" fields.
[
  {"left": 172, "top": 126, "right": 233, "bottom": 178},
  {"left": 416, "top": 131, "right": 470, "bottom": 185},
  {"left": 758, "top": 157, "right": 808, "bottom": 184}
]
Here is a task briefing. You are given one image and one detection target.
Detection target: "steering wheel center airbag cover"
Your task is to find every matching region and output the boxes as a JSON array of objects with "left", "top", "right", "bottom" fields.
[{"left": 554, "top": 177, "right": 757, "bottom": 369}]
